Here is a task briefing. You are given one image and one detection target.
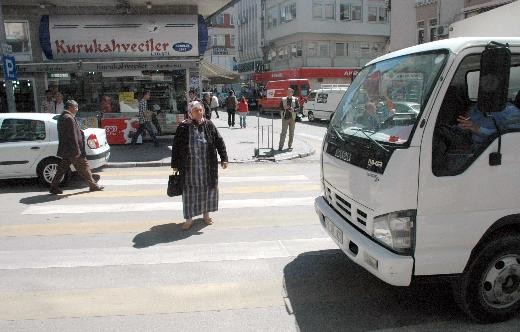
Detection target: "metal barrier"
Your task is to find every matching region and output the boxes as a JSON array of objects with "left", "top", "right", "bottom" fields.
[{"left": 254, "top": 111, "right": 275, "bottom": 159}]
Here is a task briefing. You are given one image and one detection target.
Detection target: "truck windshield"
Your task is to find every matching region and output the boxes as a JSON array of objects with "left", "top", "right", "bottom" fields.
[{"left": 331, "top": 51, "right": 448, "bottom": 145}]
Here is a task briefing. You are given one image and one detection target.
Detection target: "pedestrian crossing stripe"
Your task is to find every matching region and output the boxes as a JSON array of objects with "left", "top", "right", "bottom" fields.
[
  {"left": 98, "top": 175, "right": 310, "bottom": 186},
  {"left": 63, "top": 184, "right": 320, "bottom": 198},
  {"left": 22, "top": 197, "right": 315, "bottom": 215}
]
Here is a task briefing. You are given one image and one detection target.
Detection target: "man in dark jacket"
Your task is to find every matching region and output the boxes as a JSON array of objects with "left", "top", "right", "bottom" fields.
[{"left": 50, "top": 100, "right": 103, "bottom": 194}]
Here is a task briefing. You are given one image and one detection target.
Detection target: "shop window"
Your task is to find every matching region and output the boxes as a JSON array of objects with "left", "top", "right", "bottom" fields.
[{"left": 5, "top": 21, "right": 31, "bottom": 60}]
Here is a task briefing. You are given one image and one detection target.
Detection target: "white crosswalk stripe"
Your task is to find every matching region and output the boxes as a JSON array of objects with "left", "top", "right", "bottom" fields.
[
  {"left": 100, "top": 175, "right": 310, "bottom": 186},
  {"left": 22, "top": 196, "right": 315, "bottom": 214}
]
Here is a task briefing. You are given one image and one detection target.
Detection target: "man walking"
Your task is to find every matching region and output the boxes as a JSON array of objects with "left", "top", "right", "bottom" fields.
[
  {"left": 50, "top": 100, "right": 103, "bottom": 194},
  {"left": 210, "top": 92, "right": 220, "bottom": 118},
  {"left": 278, "top": 88, "right": 300, "bottom": 151},
  {"left": 225, "top": 90, "right": 238, "bottom": 128},
  {"left": 131, "top": 90, "right": 159, "bottom": 147}
]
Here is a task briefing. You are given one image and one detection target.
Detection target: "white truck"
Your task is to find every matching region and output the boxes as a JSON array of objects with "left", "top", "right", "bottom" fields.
[
  {"left": 303, "top": 84, "right": 349, "bottom": 122},
  {"left": 315, "top": 37, "right": 520, "bottom": 323}
]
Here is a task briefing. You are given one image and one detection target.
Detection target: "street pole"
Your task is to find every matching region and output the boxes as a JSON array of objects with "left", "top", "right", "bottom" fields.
[{"left": 0, "top": 0, "right": 16, "bottom": 113}]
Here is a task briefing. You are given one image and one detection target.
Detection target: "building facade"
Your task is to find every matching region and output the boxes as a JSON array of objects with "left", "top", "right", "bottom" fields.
[
  {"left": 253, "top": 0, "right": 390, "bottom": 89},
  {"left": 235, "top": 0, "right": 263, "bottom": 84}
]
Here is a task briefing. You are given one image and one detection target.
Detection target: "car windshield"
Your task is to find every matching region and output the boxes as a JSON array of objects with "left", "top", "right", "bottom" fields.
[{"left": 330, "top": 51, "right": 448, "bottom": 145}]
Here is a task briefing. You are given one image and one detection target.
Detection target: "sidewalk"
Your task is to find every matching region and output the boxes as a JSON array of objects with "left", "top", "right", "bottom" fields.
[{"left": 107, "top": 111, "right": 314, "bottom": 168}]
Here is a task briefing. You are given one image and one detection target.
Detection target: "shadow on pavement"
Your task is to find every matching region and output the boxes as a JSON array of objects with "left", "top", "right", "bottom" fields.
[
  {"left": 108, "top": 142, "right": 172, "bottom": 163},
  {"left": 19, "top": 190, "right": 91, "bottom": 204},
  {"left": 132, "top": 219, "right": 208, "bottom": 248},
  {"left": 283, "top": 250, "right": 468, "bottom": 331}
]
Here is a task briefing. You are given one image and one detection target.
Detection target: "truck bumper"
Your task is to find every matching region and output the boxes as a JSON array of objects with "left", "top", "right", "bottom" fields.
[{"left": 315, "top": 196, "right": 414, "bottom": 286}]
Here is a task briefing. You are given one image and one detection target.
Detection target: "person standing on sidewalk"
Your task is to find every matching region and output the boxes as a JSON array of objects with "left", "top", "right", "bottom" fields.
[
  {"left": 171, "top": 101, "right": 229, "bottom": 231},
  {"left": 131, "top": 90, "right": 159, "bottom": 147},
  {"left": 210, "top": 92, "right": 220, "bottom": 118},
  {"left": 237, "top": 96, "right": 249, "bottom": 128},
  {"left": 202, "top": 92, "right": 212, "bottom": 120},
  {"left": 278, "top": 88, "right": 300, "bottom": 151},
  {"left": 225, "top": 90, "right": 237, "bottom": 128},
  {"left": 50, "top": 100, "right": 103, "bottom": 194}
]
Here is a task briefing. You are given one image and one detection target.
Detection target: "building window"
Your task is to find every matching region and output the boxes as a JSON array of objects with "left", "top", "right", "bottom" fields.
[
  {"left": 212, "top": 35, "right": 226, "bottom": 47},
  {"left": 335, "top": 43, "right": 345, "bottom": 56},
  {"left": 267, "top": 6, "right": 279, "bottom": 29},
  {"left": 312, "top": 1, "right": 335, "bottom": 20},
  {"left": 417, "top": 20, "right": 425, "bottom": 44},
  {"left": 308, "top": 42, "right": 318, "bottom": 57},
  {"left": 368, "top": 7, "right": 387, "bottom": 23},
  {"left": 230, "top": 34, "right": 235, "bottom": 47},
  {"left": 429, "top": 18, "right": 438, "bottom": 41},
  {"left": 319, "top": 42, "right": 330, "bottom": 57},
  {"left": 296, "top": 41, "right": 303, "bottom": 56},
  {"left": 280, "top": 1, "right": 297, "bottom": 23},
  {"left": 5, "top": 21, "right": 31, "bottom": 54},
  {"left": 352, "top": 5, "right": 362, "bottom": 21},
  {"left": 360, "top": 43, "right": 369, "bottom": 57},
  {"left": 340, "top": 2, "right": 351, "bottom": 21}
]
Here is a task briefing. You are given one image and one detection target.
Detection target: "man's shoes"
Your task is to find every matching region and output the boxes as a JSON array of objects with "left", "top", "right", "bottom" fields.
[
  {"left": 49, "top": 186, "right": 63, "bottom": 195},
  {"left": 288, "top": 147, "right": 293, "bottom": 151},
  {"left": 89, "top": 185, "right": 104, "bottom": 192},
  {"left": 92, "top": 174, "right": 100, "bottom": 183}
]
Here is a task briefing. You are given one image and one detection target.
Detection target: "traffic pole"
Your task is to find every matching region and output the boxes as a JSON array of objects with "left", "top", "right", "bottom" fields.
[{"left": 0, "top": 0, "right": 16, "bottom": 113}]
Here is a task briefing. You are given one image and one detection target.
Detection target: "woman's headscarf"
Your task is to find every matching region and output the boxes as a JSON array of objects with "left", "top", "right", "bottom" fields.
[{"left": 187, "top": 100, "right": 206, "bottom": 124}]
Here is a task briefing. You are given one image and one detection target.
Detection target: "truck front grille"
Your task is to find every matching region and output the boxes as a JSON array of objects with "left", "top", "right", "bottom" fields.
[{"left": 324, "top": 182, "right": 371, "bottom": 232}]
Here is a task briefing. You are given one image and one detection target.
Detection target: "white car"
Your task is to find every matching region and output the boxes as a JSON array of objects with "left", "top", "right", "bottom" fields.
[{"left": 0, "top": 113, "right": 110, "bottom": 186}]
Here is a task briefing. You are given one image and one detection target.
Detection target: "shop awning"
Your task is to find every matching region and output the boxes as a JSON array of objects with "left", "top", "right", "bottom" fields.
[{"left": 200, "top": 59, "right": 240, "bottom": 84}]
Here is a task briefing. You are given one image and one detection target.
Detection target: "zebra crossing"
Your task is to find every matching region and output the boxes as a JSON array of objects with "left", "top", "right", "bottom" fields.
[{"left": 0, "top": 165, "right": 336, "bottom": 330}]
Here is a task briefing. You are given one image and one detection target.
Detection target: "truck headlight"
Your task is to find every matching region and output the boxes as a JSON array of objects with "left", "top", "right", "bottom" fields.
[{"left": 373, "top": 210, "right": 415, "bottom": 255}]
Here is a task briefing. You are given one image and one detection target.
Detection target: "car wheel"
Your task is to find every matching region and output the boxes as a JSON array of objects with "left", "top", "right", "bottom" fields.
[
  {"left": 37, "top": 158, "right": 69, "bottom": 187},
  {"left": 307, "top": 111, "right": 315, "bottom": 122},
  {"left": 452, "top": 233, "right": 520, "bottom": 323}
]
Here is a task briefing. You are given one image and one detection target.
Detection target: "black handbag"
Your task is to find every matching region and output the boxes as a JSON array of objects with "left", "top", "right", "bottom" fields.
[{"left": 167, "top": 171, "right": 183, "bottom": 197}]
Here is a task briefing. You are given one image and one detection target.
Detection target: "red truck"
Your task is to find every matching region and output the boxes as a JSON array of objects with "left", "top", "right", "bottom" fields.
[{"left": 258, "top": 79, "right": 311, "bottom": 114}]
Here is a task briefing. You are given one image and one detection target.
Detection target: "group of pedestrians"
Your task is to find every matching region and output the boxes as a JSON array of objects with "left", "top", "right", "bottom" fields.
[{"left": 224, "top": 90, "right": 250, "bottom": 128}]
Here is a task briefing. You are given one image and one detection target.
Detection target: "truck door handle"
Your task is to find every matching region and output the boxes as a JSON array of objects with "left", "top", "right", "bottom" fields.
[{"left": 30, "top": 146, "right": 40, "bottom": 150}]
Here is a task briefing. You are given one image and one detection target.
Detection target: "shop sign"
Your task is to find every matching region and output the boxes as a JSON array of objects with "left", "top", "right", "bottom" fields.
[
  {"left": 40, "top": 15, "right": 200, "bottom": 60},
  {"left": 213, "top": 47, "right": 228, "bottom": 55}
]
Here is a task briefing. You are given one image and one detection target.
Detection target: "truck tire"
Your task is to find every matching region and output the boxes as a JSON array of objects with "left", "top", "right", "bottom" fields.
[
  {"left": 37, "top": 158, "right": 70, "bottom": 187},
  {"left": 452, "top": 234, "right": 520, "bottom": 323},
  {"left": 307, "top": 111, "right": 315, "bottom": 122}
]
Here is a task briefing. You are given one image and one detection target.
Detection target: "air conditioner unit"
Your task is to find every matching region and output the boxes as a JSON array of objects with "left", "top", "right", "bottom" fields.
[{"left": 437, "top": 25, "right": 450, "bottom": 36}]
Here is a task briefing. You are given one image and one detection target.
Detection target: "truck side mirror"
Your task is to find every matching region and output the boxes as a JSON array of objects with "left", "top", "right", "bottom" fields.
[
  {"left": 478, "top": 42, "right": 511, "bottom": 114},
  {"left": 479, "top": 42, "right": 510, "bottom": 167}
]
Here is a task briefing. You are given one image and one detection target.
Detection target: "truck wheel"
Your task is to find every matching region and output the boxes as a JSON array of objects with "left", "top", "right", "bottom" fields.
[
  {"left": 307, "top": 111, "right": 315, "bottom": 122},
  {"left": 452, "top": 234, "right": 520, "bottom": 323},
  {"left": 37, "top": 158, "right": 69, "bottom": 187}
]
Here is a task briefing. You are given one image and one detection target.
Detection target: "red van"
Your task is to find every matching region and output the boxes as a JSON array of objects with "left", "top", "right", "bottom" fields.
[{"left": 258, "top": 79, "right": 311, "bottom": 113}]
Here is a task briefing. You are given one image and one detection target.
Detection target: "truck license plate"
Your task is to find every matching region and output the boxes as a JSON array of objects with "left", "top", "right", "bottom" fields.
[{"left": 325, "top": 218, "right": 343, "bottom": 244}]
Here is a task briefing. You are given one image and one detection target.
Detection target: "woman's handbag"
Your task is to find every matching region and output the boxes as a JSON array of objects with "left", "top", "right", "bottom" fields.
[{"left": 167, "top": 171, "right": 183, "bottom": 197}]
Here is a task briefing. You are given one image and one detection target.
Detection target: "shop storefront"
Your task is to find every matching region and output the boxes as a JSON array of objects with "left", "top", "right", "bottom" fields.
[{"left": 2, "top": 14, "right": 207, "bottom": 144}]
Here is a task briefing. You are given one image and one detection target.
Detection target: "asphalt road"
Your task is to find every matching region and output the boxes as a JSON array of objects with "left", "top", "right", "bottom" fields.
[{"left": 0, "top": 162, "right": 519, "bottom": 331}]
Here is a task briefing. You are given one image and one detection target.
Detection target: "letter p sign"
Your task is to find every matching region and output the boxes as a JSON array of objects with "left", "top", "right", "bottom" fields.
[{"left": 2, "top": 55, "right": 17, "bottom": 81}]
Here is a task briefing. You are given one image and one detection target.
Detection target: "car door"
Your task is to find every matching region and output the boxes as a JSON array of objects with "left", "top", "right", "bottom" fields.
[{"left": 0, "top": 118, "right": 48, "bottom": 176}]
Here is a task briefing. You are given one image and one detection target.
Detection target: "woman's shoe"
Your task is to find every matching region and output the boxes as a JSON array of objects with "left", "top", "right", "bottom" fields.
[
  {"left": 204, "top": 218, "right": 213, "bottom": 225},
  {"left": 181, "top": 220, "right": 194, "bottom": 230}
]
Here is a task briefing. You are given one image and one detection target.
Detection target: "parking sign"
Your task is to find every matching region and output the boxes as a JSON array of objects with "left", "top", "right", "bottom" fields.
[{"left": 2, "top": 55, "right": 17, "bottom": 81}]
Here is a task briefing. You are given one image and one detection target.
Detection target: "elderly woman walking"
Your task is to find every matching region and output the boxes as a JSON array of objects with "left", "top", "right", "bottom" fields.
[{"left": 171, "top": 101, "right": 229, "bottom": 230}]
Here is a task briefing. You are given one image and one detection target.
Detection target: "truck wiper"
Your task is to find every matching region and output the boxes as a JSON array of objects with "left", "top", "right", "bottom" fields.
[
  {"left": 353, "top": 127, "right": 389, "bottom": 153},
  {"left": 329, "top": 124, "right": 346, "bottom": 142}
]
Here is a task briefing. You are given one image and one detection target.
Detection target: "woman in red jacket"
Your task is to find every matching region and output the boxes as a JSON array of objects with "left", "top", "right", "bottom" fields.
[{"left": 237, "top": 96, "right": 249, "bottom": 128}]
